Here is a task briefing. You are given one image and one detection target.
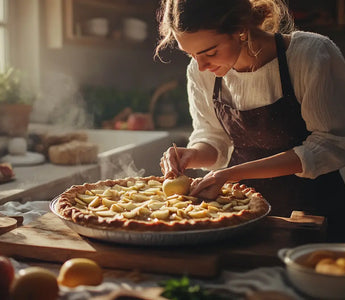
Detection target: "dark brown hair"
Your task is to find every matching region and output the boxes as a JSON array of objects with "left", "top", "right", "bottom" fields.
[{"left": 155, "top": 0, "right": 294, "bottom": 57}]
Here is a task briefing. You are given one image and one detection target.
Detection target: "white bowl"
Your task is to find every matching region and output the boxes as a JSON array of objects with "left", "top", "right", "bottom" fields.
[
  {"left": 278, "top": 243, "right": 345, "bottom": 299},
  {"left": 85, "top": 18, "right": 109, "bottom": 37},
  {"left": 123, "top": 18, "right": 147, "bottom": 42}
]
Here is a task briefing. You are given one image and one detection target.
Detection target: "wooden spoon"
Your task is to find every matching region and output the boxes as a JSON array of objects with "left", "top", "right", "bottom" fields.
[{"left": 0, "top": 216, "right": 18, "bottom": 235}]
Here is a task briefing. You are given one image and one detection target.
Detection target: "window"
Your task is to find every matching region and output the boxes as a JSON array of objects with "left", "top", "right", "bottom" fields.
[{"left": 0, "top": 0, "right": 8, "bottom": 72}]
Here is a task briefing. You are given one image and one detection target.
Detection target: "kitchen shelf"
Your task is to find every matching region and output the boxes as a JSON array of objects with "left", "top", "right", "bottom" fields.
[{"left": 63, "top": 0, "right": 159, "bottom": 46}]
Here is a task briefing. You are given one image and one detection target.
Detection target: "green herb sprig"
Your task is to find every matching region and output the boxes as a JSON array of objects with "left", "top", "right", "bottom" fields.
[{"left": 160, "top": 276, "right": 224, "bottom": 300}]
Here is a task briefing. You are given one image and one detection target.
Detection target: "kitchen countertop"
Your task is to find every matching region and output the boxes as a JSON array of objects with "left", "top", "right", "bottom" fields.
[
  {"left": 0, "top": 125, "right": 182, "bottom": 205},
  {"left": 0, "top": 162, "right": 99, "bottom": 204}
]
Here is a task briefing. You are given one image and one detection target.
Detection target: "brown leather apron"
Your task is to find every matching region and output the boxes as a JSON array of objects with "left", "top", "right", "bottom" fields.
[{"left": 212, "top": 33, "right": 345, "bottom": 241}]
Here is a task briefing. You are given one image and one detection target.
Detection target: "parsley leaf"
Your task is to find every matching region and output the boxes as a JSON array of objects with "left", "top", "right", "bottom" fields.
[{"left": 159, "top": 276, "right": 224, "bottom": 300}]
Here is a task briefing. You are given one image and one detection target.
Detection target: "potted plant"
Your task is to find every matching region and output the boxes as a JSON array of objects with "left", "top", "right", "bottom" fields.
[{"left": 0, "top": 67, "right": 35, "bottom": 136}]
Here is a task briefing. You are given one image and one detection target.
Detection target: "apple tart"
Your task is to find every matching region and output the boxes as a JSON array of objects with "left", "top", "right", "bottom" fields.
[{"left": 54, "top": 176, "right": 270, "bottom": 231}]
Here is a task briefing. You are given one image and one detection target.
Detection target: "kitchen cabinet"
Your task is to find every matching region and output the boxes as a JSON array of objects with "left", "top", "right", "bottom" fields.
[{"left": 63, "top": 0, "right": 159, "bottom": 46}]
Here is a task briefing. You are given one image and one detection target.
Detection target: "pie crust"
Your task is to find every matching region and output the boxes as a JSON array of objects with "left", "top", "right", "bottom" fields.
[{"left": 54, "top": 176, "right": 270, "bottom": 231}]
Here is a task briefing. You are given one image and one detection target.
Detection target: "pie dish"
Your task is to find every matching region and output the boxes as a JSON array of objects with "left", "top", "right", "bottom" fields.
[{"left": 53, "top": 176, "right": 270, "bottom": 233}]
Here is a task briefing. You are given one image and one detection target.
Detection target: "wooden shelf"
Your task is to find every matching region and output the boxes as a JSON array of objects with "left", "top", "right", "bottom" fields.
[
  {"left": 67, "top": 0, "right": 155, "bottom": 13},
  {"left": 63, "top": 0, "right": 158, "bottom": 46}
]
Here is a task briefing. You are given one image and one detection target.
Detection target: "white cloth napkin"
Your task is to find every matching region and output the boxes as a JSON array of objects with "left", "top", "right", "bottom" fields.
[
  {"left": 204, "top": 267, "right": 303, "bottom": 299},
  {"left": 0, "top": 200, "right": 49, "bottom": 224}
]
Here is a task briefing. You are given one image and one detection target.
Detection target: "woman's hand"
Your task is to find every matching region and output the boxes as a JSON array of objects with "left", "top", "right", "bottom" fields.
[
  {"left": 160, "top": 146, "right": 197, "bottom": 179},
  {"left": 189, "top": 149, "right": 304, "bottom": 199},
  {"left": 190, "top": 169, "right": 231, "bottom": 200}
]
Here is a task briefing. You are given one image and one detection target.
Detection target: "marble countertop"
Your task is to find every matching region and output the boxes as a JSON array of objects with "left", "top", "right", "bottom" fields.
[{"left": 0, "top": 162, "right": 99, "bottom": 204}]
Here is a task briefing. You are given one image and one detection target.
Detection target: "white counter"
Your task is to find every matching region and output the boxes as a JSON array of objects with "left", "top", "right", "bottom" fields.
[
  {"left": 0, "top": 128, "right": 177, "bottom": 204},
  {"left": 0, "top": 163, "right": 99, "bottom": 204}
]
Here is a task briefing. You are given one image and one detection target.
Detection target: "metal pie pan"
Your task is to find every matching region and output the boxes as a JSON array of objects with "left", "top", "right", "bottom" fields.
[{"left": 50, "top": 197, "right": 271, "bottom": 246}]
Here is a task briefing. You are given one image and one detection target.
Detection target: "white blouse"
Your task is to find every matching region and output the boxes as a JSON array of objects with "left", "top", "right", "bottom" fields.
[{"left": 186, "top": 31, "right": 345, "bottom": 180}]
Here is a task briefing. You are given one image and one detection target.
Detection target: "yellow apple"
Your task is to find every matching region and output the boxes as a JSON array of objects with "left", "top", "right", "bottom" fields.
[
  {"left": 10, "top": 267, "right": 59, "bottom": 300},
  {"left": 58, "top": 258, "right": 103, "bottom": 288},
  {"left": 163, "top": 175, "right": 191, "bottom": 197}
]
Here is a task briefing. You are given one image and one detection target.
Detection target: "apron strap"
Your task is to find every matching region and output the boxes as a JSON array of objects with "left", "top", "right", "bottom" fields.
[
  {"left": 213, "top": 34, "right": 296, "bottom": 103},
  {"left": 275, "top": 33, "right": 296, "bottom": 98},
  {"left": 213, "top": 76, "right": 222, "bottom": 102}
]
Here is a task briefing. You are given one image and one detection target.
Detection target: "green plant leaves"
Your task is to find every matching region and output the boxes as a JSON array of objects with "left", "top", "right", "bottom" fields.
[{"left": 0, "top": 67, "right": 35, "bottom": 105}]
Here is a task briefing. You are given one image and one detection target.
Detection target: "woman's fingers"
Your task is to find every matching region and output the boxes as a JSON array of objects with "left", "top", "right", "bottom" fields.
[
  {"left": 160, "top": 160, "right": 166, "bottom": 176},
  {"left": 161, "top": 146, "right": 198, "bottom": 179},
  {"left": 194, "top": 186, "right": 221, "bottom": 200},
  {"left": 160, "top": 153, "right": 173, "bottom": 178},
  {"left": 190, "top": 170, "right": 228, "bottom": 200},
  {"left": 190, "top": 177, "right": 202, "bottom": 189},
  {"left": 190, "top": 172, "right": 216, "bottom": 196},
  {"left": 160, "top": 147, "right": 181, "bottom": 178}
]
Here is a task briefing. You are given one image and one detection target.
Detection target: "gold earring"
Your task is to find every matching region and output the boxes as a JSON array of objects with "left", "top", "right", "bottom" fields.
[{"left": 239, "top": 32, "right": 247, "bottom": 42}]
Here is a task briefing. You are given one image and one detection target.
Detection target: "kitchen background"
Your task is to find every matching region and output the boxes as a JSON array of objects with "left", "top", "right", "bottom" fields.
[
  {"left": 0, "top": 0, "right": 344, "bottom": 203},
  {"left": 6, "top": 0, "right": 345, "bottom": 131},
  {"left": 7, "top": 0, "right": 192, "bottom": 131}
]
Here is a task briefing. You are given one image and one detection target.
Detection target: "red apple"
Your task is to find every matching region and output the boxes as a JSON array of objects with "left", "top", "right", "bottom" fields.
[
  {"left": 114, "top": 120, "right": 128, "bottom": 130},
  {"left": 127, "top": 113, "right": 154, "bottom": 130},
  {"left": 0, "top": 256, "right": 15, "bottom": 299}
]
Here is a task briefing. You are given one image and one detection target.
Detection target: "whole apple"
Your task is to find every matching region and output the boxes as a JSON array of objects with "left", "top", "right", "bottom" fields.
[
  {"left": 0, "top": 256, "right": 15, "bottom": 299},
  {"left": 127, "top": 113, "right": 154, "bottom": 130},
  {"left": 114, "top": 120, "right": 128, "bottom": 130},
  {"left": 10, "top": 267, "right": 59, "bottom": 300},
  {"left": 163, "top": 175, "right": 191, "bottom": 197},
  {"left": 58, "top": 258, "right": 103, "bottom": 287}
]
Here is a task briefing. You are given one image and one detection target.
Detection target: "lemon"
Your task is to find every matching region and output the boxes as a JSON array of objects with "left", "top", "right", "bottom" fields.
[
  {"left": 10, "top": 267, "right": 59, "bottom": 300},
  {"left": 58, "top": 258, "right": 103, "bottom": 288}
]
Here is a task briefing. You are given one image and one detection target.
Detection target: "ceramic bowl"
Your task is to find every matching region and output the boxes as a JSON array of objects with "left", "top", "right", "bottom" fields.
[
  {"left": 278, "top": 243, "right": 345, "bottom": 299},
  {"left": 85, "top": 18, "right": 109, "bottom": 37},
  {"left": 123, "top": 18, "right": 147, "bottom": 42}
]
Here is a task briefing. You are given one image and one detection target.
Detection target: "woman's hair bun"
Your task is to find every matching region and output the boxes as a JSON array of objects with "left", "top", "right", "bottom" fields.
[{"left": 250, "top": 0, "right": 294, "bottom": 33}]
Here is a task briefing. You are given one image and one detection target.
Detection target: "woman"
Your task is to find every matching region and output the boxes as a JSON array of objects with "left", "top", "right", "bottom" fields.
[{"left": 157, "top": 0, "right": 345, "bottom": 241}]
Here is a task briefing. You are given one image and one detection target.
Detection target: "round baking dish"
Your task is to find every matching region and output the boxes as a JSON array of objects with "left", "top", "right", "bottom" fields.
[
  {"left": 50, "top": 197, "right": 271, "bottom": 246},
  {"left": 278, "top": 243, "right": 345, "bottom": 299}
]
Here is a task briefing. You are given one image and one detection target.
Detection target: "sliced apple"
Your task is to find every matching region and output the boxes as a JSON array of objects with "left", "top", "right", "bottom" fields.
[{"left": 76, "top": 193, "right": 97, "bottom": 204}]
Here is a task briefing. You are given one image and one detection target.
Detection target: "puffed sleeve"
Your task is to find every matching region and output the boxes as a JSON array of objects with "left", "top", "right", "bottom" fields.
[
  {"left": 291, "top": 34, "right": 345, "bottom": 179},
  {"left": 186, "top": 60, "right": 234, "bottom": 170}
]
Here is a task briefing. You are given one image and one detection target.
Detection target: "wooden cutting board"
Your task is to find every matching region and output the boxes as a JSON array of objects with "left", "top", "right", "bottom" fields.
[{"left": 0, "top": 211, "right": 326, "bottom": 278}]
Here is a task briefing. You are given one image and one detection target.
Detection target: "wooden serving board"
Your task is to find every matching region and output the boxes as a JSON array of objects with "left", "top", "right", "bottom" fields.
[{"left": 0, "top": 211, "right": 326, "bottom": 278}]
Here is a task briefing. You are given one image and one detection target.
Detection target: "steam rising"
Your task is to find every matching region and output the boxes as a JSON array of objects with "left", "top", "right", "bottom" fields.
[
  {"left": 99, "top": 152, "right": 145, "bottom": 180},
  {"left": 31, "top": 72, "right": 93, "bottom": 128}
]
